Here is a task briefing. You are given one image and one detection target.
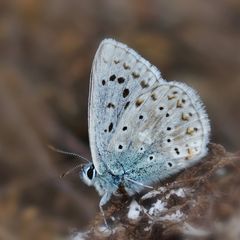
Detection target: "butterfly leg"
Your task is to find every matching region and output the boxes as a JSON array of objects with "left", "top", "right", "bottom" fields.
[
  {"left": 99, "top": 192, "right": 111, "bottom": 228},
  {"left": 125, "top": 176, "right": 154, "bottom": 190}
]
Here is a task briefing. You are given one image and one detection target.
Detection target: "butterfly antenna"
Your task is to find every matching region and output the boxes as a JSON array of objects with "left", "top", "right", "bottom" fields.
[
  {"left": 48, "top": 145, "right": 90, "bottom": 163},
  {"left": 60, "top": 163, "right": 83, "bottom": 178}
]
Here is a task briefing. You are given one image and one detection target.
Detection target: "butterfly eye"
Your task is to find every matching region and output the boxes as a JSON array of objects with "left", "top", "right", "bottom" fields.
[{"left": 87, "top": 165, "right": 95, "bottom": 180}]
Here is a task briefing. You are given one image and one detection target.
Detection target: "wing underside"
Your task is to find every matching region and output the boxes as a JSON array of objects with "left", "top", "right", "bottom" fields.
[{"left": 88, "top": 39, "right": 210, "bottom": 184}]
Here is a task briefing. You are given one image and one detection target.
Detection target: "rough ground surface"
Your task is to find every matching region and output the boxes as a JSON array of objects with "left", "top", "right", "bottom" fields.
[{"left": 77, "top": 144, "right": 240, "bottom": 240}]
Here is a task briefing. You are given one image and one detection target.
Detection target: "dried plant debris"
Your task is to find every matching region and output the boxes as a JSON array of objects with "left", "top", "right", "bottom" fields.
[{"left": 74, "top": 144, "right": 240, "bottom": 240}]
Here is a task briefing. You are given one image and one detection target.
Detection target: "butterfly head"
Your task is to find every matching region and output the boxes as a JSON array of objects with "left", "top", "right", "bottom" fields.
[{"left": 80, "top": 163, "right": 97, "bottom": 186}]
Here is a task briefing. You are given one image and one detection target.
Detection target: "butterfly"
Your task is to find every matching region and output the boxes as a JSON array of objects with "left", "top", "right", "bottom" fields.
[{"left": 79, "top": 39, "right": 210, "bottom": 224}]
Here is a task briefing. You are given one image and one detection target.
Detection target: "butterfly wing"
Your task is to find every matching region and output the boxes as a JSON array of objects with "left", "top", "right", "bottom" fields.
[
  {"left": 108, "top": 81, "right": 210, "bottom": 192},
  {"left": 88, "top": 39, "right": 162, "bottom": 174}
]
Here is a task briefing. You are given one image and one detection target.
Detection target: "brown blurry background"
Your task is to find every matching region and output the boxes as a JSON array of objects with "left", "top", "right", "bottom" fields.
[{"left": 0, "top": 0, "right": 239, "bottom": 239}]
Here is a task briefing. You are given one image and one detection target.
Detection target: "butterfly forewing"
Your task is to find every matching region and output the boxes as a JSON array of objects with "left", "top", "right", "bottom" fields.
[{"left": 88, "top": 39, "right": 162, "bottom": 174}]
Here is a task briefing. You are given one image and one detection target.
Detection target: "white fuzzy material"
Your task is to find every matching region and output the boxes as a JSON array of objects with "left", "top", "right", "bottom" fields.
[
  {"left": 149, "top": 200, "right": 167, "bottom": 216},
  {"left": 127, "top": 200, "right": 142, "bottom": 220},
  {"left": 166, "top": 188, "right": 187, "bottom": 199},
  {"left": 159, "top": 210, "right": 183, "bottom": 222}
]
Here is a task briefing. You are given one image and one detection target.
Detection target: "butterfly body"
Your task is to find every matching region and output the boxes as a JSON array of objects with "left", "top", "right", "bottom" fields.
[{"left": 79, "top": 39, "right": 210, "bottom": 216}]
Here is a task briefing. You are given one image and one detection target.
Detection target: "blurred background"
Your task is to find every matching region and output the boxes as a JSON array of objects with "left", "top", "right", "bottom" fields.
[{"left": 0, "top": 0, "right": 239, "bottom": 239}]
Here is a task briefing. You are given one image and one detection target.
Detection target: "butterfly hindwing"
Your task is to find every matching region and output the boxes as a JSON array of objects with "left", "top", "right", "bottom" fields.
[{"left": 111, "top": 81, "right": 210, "bottom": 190}]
